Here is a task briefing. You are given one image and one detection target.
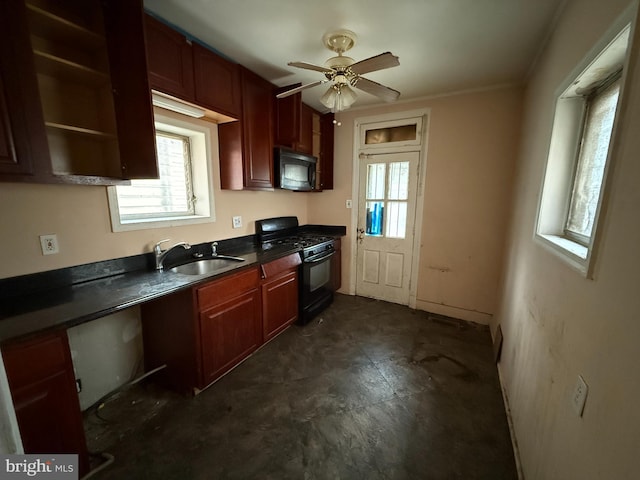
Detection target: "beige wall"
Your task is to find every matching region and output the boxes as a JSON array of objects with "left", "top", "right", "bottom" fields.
[
  {"left": 310, "top": 86, "right": 523, "bottom": 323},
  {"left": 492, "top": 0, "right": 640, "bottom": 478},
  {"left": 0, "top": 109, "right": 309, "bottom": 279}
]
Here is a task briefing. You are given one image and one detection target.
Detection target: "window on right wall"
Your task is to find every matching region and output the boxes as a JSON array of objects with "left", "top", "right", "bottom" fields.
[{"left": 536, "top": 21, "right": 631, "bottom": 276}]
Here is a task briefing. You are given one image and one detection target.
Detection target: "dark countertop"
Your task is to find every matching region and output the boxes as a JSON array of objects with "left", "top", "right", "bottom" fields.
[{"left": 0, "top": 229, "right": 344, "bottom": 344}]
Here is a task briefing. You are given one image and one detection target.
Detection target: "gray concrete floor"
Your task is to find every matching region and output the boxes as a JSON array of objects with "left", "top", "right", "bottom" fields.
[{"left": 85, "top": 294, "right": 517, "bottom": 479}]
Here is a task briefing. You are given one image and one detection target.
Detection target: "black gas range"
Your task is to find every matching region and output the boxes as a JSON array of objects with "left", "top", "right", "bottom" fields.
[{"left": 256, "top": 217, "right": 337, "bottom": 324}]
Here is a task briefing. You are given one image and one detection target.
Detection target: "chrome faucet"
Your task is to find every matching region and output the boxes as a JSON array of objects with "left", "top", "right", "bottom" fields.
[
  {"left": 154, "top": 239, "right": 191, "bottom": 271},
  {"left": 211, "top": 241, "right": 218, "bottom": 257}
]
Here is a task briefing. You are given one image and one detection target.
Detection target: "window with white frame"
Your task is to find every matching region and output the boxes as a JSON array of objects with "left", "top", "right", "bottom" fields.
[
  {"left": 116, "top": 131, "right": 195, "bottom": 220},
  {"left": 536, "top": 22, "right": 630, "bottom": 275},
  {"left": 107, "top": 111, "right": 216, "bottom": 232},
  {"left": 564, "top": 76, "right": 620, "bottom": 245}
]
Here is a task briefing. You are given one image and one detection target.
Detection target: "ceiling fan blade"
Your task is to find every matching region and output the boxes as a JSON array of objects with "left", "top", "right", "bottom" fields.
[
  {"left": 353, "top": 77, "right": 400, "bottom": 102},
  {"left": 350, "top": 52, "right": 399, "bottom": 75},
  {"left": 276, "top": 80, "right": 327, "bottom": 99},
  {"left": 288, "top": 61, "right": 333, "bottom": 74}
]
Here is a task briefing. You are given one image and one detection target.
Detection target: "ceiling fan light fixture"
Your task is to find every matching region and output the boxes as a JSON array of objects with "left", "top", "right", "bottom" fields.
[
  {"left": 280, "top": 29, "right": 400, "bottom": 111},
  {"left": 320, "top": 84, "right": 357, "bottom": 113},
  {"left": 339, "top": 84, "right": 358, "bottom": 108},
  {"left": 319, "top": 85, "right": 338, "bottom": 109}
]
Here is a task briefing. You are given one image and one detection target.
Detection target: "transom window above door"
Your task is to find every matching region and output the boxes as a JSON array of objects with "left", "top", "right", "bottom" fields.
[{"left": 359, "top": 116, "right": 423, "bottom": 150}]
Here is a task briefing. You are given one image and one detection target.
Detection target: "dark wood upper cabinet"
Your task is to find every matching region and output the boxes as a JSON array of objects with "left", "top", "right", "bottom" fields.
[
  {"left": 0, "top": 0, "right": 158, "bottom": 185},
  {"left": 0, "top": 0, "right": 51, "bottom": 180},
  {"left": 192, "top": 43, "right": 241, "bottom": 119},
  {"left": 144, "top": 14, "right": 195, "bottom": 101},
  {"left": 319, "top": 112, "right": 335, "bottom": 190},
  {"left": 298, "top": 103, "right": 313, "bottom": 154},
  {"left": 219, "top": 66, "right": 274, "bottom": 190},
  {"left": 104, "top": 0, "right": 158, "bottom": 180},
  {"left": 144, "top": 16, "right": 241, "bottom": 120},
  {"left": 2, "top": 331, "right": 89, "bottom": 477},
  {"left": 275, "top": 86, "right": 300, "bottom": 147},
  {"left": 274, "top": 86, "right": 312, "bottom": 154},
  {"left": 241, "top": 67, "right": 274, "bottom": 189}
]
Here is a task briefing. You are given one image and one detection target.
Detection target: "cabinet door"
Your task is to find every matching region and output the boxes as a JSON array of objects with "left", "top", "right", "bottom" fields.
[
  {"left": 193, "top": 43, "right": 241, "bottom": 119},
  {"left": 199, "top": 289, "right": 262, "bottom": 386},
  {"left": 2, "top": 331, "right": 89, "bottom": 477},
  {"left": 274, "top": 87, "right": 313, "bottom": 155},
  {"left": 104, "top": 0, "right": 158, "bottom": 179},
  {"left": 262, "top": 270, "right": 298, "bottom": 341},
  {"left": 241, "top": 67, "right": 274, "bottom": 189},
  {"left": 0, "top": 0, "right": 50, "bottom": 180},
  {"left": 144, "top": 14, "right": 195, "bottom": 101},
  {"left": 297, "top": 103, "right": 313, "bottom": 154},
  {"left": 275, "top": 85, "right": 300, "bottom": 148},
  {"left": 218, "top": 67, "right": 274, "bottom": 191},
  {"left": 319, "top": 112, "right": 335, "bottom": 189}
]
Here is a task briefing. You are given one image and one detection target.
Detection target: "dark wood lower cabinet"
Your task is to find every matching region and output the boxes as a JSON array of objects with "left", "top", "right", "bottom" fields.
[
  {"left": 200, "top": 289, "right": 262, "bottom": 386},
  {"left": 2, "top": 331, "right": 89, "bottom": 477},
  {"left": 261, "top": 253, "right": 301, "bottom": 341},
  {"left": 142, "top": 266, "right": 263, "bottom": 393},
  {"left": 142, "top": 258, "right": 302, "bottom": 393}
]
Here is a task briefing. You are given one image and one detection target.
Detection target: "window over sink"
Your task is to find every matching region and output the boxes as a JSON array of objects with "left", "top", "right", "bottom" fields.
[{"left": 107, "top": 109, "right": 216, "bottom": 232}]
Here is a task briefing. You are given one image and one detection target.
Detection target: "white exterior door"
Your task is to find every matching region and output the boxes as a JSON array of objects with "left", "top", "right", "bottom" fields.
[{"left": 355, "top": 151, "right": 420, "bottom": 305}]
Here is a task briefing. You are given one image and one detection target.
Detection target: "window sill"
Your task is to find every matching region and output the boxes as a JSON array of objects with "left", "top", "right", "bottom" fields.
[
  {"left": 535, "top": 233, "right": 590, "bottom": 275},
  {"left": 111, "top": 214, "right": 214, "bottom": 232}
]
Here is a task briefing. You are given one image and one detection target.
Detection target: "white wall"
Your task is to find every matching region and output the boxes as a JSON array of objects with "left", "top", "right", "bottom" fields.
[
  {"left": 492, "top": 1, "right": 640, "bottom": 478},
  {"left": 67, "top": 308, "right": 143, "bottom": 411}
]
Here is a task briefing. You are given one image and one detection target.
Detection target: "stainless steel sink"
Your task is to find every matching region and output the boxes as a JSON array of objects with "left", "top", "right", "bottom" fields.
[{"left": 169, "top": 256, "right": 245, "bottom": 275}]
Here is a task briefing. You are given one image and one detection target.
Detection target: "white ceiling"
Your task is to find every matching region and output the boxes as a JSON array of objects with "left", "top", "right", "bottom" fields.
[{"left": 143, "top": 0, "right": 565, "bottom": 112}]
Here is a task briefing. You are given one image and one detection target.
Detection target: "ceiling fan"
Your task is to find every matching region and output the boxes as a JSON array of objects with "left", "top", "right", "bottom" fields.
[{"left": 276, "top": 29, "right": 401, "bottom": 112}]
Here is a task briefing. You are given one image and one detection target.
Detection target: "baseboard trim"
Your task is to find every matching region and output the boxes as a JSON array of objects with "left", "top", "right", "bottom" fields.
[
  {"left": 415, "top": 300, "right": 492, "bottom": 324},
  {"left": 497, "top": 363, "right": 525, "bottom": 480}
]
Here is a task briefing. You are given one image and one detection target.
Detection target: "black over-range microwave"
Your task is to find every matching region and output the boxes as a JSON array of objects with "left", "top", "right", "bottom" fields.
[{"left": 274, "top": 147, "right": 317, "bottom": 191}]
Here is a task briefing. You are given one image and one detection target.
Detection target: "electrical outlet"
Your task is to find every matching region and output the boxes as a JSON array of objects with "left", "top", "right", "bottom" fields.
[
  {"left": 232, "top": 216, "right": 242, "bottom": 229},
  {"left": 346, "top": 199, "right": 353, "bottom": 209},
  {"left": 39, "top": 234, "right": 59, "bottom": 255},
  {"left": 572, "top": 375, "right": 588, "bottom": 417}
]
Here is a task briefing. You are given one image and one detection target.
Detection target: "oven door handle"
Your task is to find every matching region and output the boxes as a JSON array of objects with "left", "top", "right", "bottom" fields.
[{"left": 304, "top": 250, "right": 335, "bottom": 264}]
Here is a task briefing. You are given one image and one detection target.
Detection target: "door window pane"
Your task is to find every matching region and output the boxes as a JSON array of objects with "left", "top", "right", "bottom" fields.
[
  {"left": 386, "top": 201, "right": 407, "bottom": 238},
  {"left": 366, "top": 201, "right": 384, "bottom": 236},
  {"left": 386, "top": 161, "right": 409, "bottom": 238},
  {"left": 366, "top": 163, "right": 386, "bottom": 199},
  {"left": 388, "top": 161, "right": 409, "bottom": 200},
  {"left": 364, "top": 160, "right": 411, "bottom": 238}
]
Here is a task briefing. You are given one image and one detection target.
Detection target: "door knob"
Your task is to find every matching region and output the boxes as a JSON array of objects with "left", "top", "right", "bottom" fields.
[{"left": 356, "top": 227, "right": 365, "bottom": 243}]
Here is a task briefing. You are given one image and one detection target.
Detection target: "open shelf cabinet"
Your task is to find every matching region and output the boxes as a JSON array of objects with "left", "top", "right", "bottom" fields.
[{"left": 0, "top": 0, "right": 158, "bottom": 184}]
